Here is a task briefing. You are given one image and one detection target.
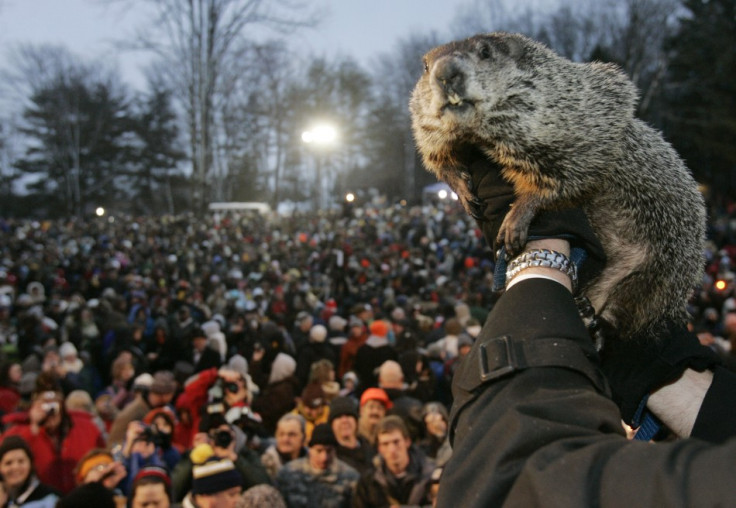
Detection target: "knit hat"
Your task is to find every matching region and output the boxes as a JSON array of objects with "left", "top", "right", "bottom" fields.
[
  {"left": 268, "top": 352, "right": 296, "bottom": 385},
  {"left": 224, "top": 354, "right": 248, "bottom": 379},
  {"left": 240, "top": 484, "right": 287, "bottom": 508},
  {"left": 328, "top": 396, "right": 358, "bottom": 423},
  {"left": 390, "top": 307, "right": 406, "bottom": 322},
  {"left": 191, "top": 448, "right": 243, "bottom": 495},
  {"left": 309, "top": 423, "right": 338, "bottom": 447},
  {"left": 221, "top": 355, "right": 260, "bottom": 396},
  {"left": 309, "top": 324, "right": 327, "bottom": 343},
  {"left": 59, "top": 341, "right": 78, "bottom": 358},
  {"left": 458, "top": 333, "right": 474, "bottom": 350},
  {"left": 360, "top": 387, "right": 393, "bottom": 409},
  {"left": 295, "top": 311, "right": 311, "bottom": 325},
  {"left": 75, "top": 450, "right": 113, "bottom": 485},
  {"left": 150, "top": 371, "right": 177, "bottom": 394},
  {"left": 0, "top": 435, "right": 32, "bottom": 463},
  {"left": 300, "top": 383, "right": 326, "bottom": 409},
  {"left": 133, "top": 465, "right": 171, "bottom": 490},
  {"left": 133, "top": 373, "right": 154, "bottom": 391},
  {"left": 369, "top": 320, "right": 389, "bottom": 338},
  {"left": 201, "top": 320, "right": 221, "bottom": 337},
  {"left": 143, "top": 406, "right": 178, "bottom": 427},
  {"left": 328, "top": 315, "right": 347, "bottom": 332},
  {"left": 422, "top": 401, "right": 449, "bottom": 422}
]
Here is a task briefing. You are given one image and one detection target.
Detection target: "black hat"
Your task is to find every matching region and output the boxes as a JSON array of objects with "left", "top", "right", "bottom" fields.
[
  {"left": 0, "top": 435, "right": 32, "bottom": 462},
  {"left": 309, "top": 423, "right": 338, "bottom": 447},
  {"left": 328, "top": 396, "right": 358, "bottom": 424}
]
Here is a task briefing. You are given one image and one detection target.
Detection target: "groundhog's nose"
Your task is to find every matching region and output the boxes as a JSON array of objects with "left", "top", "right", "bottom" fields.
[{"left": 433, "top": 57, "right": 465, "bottom": 97}]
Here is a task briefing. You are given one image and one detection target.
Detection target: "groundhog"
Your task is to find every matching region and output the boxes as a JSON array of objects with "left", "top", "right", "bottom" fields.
[{"left": 409, "top": 32, "right": 706, "bottom": 341}]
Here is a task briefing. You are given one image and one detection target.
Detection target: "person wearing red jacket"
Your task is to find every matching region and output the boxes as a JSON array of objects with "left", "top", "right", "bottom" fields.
[
  {"left": 2, "top": 386, "right": 105, "bottom": 494},
  {"left": 175, "top": 360, "right": 254, "bottom": 450}
]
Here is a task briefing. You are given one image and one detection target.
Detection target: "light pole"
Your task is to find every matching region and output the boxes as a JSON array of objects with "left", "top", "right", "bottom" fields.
[{"left": 301, "top": 123, "right": 337, "bottom": 210}]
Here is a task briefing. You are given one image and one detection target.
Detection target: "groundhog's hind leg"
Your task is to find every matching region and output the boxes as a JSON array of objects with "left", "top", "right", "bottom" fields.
[{"left": 497, "top": 193, "right": 543, "bottom": 255}]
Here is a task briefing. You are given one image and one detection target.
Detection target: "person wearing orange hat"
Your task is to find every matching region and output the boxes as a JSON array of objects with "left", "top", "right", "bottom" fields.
[
  {"left": 358, "top": 388, "right": 393, "bottom": 446},
  {"left": 354, "top": 320, "right": 398, "bottom": 392}
]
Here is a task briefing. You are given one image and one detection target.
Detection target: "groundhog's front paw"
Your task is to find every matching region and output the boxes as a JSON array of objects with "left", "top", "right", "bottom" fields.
[{"left": 496, "top": 210, "right": 529, "bottom": 256}]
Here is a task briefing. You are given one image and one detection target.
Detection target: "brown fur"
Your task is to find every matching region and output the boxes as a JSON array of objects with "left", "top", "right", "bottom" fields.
[{"left": 410, "top": 32, "right": 706, "bottom": 340}]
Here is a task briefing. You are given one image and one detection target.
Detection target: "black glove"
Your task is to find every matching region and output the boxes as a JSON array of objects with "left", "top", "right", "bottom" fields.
[
  {"left": 466, "top": 155, "right": 606, "bottom": 287},
  {"left": 599, "top": 319, "right": 721, "bottom": 426}
]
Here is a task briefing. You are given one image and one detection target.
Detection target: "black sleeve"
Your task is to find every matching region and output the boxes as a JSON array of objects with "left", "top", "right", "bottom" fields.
[
  {"left": 439, "top": 278, "right": 736, "bottom": 507},
  {"left": 691, "top": 366, "right": 736, "bottom": 443}
]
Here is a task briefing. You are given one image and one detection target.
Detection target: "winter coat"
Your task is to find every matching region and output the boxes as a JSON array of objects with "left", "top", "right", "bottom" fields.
[
  {"left": 295, "top": 342, "right": 336, "bottom": 390},
  {"left": 251, "top": 376, "right": 299, "bottom": 436},
  {"left": 354, "top": 446, "right": 434, "bottom": 508},
  {"left": 275, "top": 457, "right": 359, "bottom": 508},
  {"left": 440, "top": 278, "right": 736, "bottom": 507},
  {"left": 260, "top": 444, "right": 308, "bottom": 481},
  {"left": 0, "top": 477, "right": 59, "bottom": 508},
  {"left": 2, "top": 410, "right": 106, "bottom": 494},
  {"left": 354, "top": 335, "right": 398, "bottom": 391},
  {"left": 107, "top": 393, "right": 151, "bottom": 446},
  {"left": 335, "top": 435, "right": 375, "bottom": 475}
]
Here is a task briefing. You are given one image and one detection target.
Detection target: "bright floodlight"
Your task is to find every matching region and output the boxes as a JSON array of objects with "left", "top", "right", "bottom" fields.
[
  {"left": 95, "top": 207, "right": 105, "bottom": 217},
  {"left": 345, "top": 192, "right": 355, "bottom": 203},
  {"left": 438, "top": 189, "right": 448, "bottom": 199},
  {"left": 451, "top": 192, "right": 459, "bottom": 200},
  {"left": 302, "top": 124, "right": 337, "bottom": 145}
]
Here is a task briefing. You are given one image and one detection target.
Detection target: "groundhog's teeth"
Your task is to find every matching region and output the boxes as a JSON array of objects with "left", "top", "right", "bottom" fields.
[{"left": 448, "top": 93, "right": 463, "bottom": 106}]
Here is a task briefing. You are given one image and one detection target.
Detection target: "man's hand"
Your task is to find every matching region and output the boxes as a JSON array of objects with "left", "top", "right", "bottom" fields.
[
  {"left": 599, "top": 320, "right": 720, "bottom": 430},
  {"left": 465, "top": 156, "right": 606, "bottom": 287}
]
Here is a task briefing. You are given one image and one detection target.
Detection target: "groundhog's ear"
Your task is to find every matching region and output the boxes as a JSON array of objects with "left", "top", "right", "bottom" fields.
[{"left": 501, "top": 36, "right": 525, "bottom": 60}]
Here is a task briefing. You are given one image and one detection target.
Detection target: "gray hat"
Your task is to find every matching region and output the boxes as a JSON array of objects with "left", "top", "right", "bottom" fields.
[{"left": 150, "top": 371, "right": 177, "bottom": 394}]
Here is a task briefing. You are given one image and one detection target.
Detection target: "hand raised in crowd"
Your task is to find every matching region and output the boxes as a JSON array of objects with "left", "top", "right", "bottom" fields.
[{"left": 82, "top": 460, "right": 127, "bottom": 490}]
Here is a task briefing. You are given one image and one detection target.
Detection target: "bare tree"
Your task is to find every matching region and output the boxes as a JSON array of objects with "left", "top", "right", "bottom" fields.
[{"left": 113, "top": 0, "right": 319, "bottom": 212}]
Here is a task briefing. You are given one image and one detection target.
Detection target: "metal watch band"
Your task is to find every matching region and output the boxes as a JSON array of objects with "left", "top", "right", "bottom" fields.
[{"left": 505, "top": 248, "right": 578, "bottom": 290}]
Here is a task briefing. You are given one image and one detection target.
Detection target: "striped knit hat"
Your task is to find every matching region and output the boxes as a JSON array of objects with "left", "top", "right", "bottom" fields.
[{"left": 191, "top": 444, "right": 243, "bottom": 495}]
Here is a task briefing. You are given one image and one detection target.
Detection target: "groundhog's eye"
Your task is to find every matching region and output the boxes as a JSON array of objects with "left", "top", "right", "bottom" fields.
[
  {"left": 423, "top": 58, "right": 429, "bottom": 73},
  {"left": 478, "top": 43, "right": 492, "bottom": 60}
]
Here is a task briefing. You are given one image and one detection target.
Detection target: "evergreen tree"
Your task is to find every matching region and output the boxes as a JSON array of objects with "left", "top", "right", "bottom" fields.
[
  {"left": 130, "top": 86, "right": 185, "bottom": 214},
  {"left": 664, "top": 0, "right": 736, "bottom": 195},
  {"left": 14, "top": 67, "right": 135, "bottom": 217}
]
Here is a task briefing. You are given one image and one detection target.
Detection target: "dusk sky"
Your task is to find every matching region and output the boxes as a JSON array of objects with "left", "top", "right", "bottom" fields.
[{"left": 0, "top": 0, "right": 482, "bottom": 88}]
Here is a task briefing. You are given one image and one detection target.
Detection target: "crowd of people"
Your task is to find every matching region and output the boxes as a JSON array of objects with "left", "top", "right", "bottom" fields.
[{"left": 0, "top": 196, "right": 733, "bottom": 507}]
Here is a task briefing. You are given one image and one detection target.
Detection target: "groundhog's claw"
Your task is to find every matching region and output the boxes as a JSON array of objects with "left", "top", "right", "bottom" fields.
[{"left": 497, "top": 212, "right": 529, "bottom": 257}]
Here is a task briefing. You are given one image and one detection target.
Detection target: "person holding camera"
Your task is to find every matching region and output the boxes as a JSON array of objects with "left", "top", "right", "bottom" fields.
[
  {"left": 171, "top": 411, "right": 269, "bottom": 503},
  {"left": 108, "top": 371, "right": 178, "bottom": 447},
  {"left": 174, "top": 359, "right": 255, "bottom": 449},
  {"left": 117, "top": 420, "right": 170, "bottom": 497},
  {"left": 1, "top": 376, "right": 105, "bottom": 494}
]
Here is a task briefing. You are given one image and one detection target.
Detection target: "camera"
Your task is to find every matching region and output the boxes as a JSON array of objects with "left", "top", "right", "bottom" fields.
[
  {"left": 41, "top": 401, "right": 60, "bottom": 415},
  {"left": 208, "top": 378, "right": 240, "bottom": 403},
  {"left": 136, "top": 425, "right": 171, "bottom": 449},
  {"left": 224, "top": 382, "right": 240, "bottom": 394},
  {"left": 212, "top": 429, "right": 233, "bottom": 448}
]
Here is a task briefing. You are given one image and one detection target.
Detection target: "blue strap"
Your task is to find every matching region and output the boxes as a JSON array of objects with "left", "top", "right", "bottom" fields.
[{"left": 631, "top": 395, "right": 663, "bottom": 441}]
